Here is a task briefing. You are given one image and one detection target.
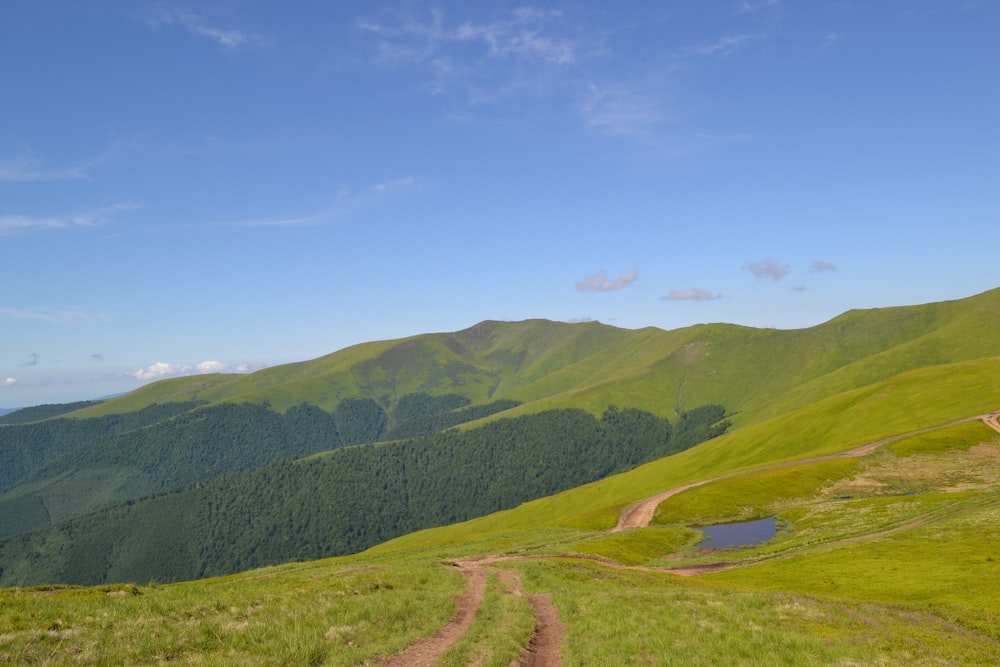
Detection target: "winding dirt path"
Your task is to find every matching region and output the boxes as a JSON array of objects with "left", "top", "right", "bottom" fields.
[
  {"left": 382, "top": 410, "right": 1000, "bottom": 664},
  {"left": 614, "top": 411, "right": 1000, "bottom": 532}
]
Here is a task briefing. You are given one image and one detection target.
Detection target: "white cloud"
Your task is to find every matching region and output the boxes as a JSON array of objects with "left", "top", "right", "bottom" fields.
[
  {"left": 133, "top": 362, "right": 192, "bottom": 381},
  {"left": 1, "top": 377, "right": 15, "bottom": 387},
  {"left": 196, "top": 360, "right": 227, "bottom": 373},
  {"left": 576, "top": 269, "right": 638, "bottom": 292},
  {"left": 811, "top": 259, "right": 837, "bottom": 272},
  {"left": 744, "top": 259, "right": 789, "bottom": 281},
  {"left": 132, "top": 360, "right": 245, "bottom": 381},
  {"left": 662, "top": 288, "right": 721, "bottom": 301}
]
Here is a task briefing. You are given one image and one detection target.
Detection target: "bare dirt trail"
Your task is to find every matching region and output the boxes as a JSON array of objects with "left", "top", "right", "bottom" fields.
[
  {"left": 381, "top": 410, "right": 1000, "bottom": 664},
  {"left": 383, "top": 562, "right": 487, "bottom": 667},
  {"left": 382, "top": 556, "right": 566, "bottom": 666},
  {"left": 614, "top": 411, "right": 1000, "bottom": 532}
]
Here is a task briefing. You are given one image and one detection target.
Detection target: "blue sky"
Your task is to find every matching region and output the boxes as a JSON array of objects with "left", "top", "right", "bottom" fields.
[{"left": 2, "top": 1, "right": 998, "bottom": 407}]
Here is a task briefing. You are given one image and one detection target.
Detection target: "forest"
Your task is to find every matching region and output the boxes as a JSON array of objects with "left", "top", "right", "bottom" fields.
[{"left": 0, "top": 402, "right": 728, "bottom": 586}]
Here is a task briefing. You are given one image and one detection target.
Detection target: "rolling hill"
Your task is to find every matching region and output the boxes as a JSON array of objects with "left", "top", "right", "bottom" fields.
[{"left": 1, "top": 287, "right": 999, "bottom": 664}]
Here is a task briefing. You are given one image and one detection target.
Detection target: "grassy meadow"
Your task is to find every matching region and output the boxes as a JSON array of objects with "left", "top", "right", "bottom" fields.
[{"left": 3, "top": 290, "right": 1000, "bottom": 664}]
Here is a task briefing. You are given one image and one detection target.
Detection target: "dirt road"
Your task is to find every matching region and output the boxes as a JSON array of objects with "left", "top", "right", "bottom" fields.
[
  {"left": 382, "top": 410, "right": 1000, "bottom": 664},
  {"left": 614, "top": 411, "right": 1000, "bottom": 532}
]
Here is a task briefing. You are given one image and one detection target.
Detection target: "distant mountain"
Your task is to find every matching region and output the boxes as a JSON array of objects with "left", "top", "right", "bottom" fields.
[{"left": 1, "top": 286, "right": 999, "bottom": 586}]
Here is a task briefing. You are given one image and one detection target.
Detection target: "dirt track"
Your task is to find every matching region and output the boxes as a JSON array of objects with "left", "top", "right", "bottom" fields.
[
  {"left": 382, "top": 556, "right": 565, "bottom": 666},
  {"left": 381, "top": 410, "right": 1000, "bottom": 664},
  {"left": 614, "top": 411, "right": 1000, "bottom": 532}
]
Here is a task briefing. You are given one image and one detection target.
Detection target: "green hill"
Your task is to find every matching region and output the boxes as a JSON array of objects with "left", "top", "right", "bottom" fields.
[{"left": 1, "top": 288, "right": 999, "bottom": 664}]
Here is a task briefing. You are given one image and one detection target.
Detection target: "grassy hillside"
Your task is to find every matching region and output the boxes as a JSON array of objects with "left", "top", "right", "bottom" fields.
[
  {"left": 2, "top": 288, "right": 999, "bottom": 664},
  {"left": 2, "top": 356, "right": 997, "bottom": 664},
  {"left": 68, "top": 287, "right": 1000, "bottom": 427}
]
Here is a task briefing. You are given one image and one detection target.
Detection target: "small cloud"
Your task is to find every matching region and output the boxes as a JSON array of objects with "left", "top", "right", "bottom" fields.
[
  {"left": 744, "top": 259, "right": 789, "bottom": 281},
  {"left": 196, "top": 360, "right": 227, "bottom": 373},
  {"left": 791, "top": 285, "right": 807, "bottom": 292},
  {"left": 234, "top": 363, "right": 265, "bottom": 372},
  {"left": 576, "top": 269, "right": 638, "bottom": 292},
  {"left": 811, "top": 259, "right": 837, "bottom": 272},
  {"left": 19, "top": 353, "right": 40, "bottom": 367},
  {"left": 661, "top": 288, "right": 721, "bottom": 301},
  {"left": 2, "top": 377, "right": 16, "bottom": 387},
  {"left": 133, "top": 362, "right": 192, "bottom": 381},
  {"left": 91, "top": 353, "right": 105, "bottom": 362}
]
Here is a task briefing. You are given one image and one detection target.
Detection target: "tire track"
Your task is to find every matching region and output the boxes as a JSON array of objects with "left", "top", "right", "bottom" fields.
[{"left": 614, "top": 411, "right": 1000, "bottom": 532}]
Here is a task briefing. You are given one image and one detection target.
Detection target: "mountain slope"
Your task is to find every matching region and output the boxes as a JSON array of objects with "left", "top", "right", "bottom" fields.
[
  {"left": 1, "top": 288, "right": 999, "bottom": 664},
  {"left": 69, "top": 287, "right": 1000, "bottom": 427}
]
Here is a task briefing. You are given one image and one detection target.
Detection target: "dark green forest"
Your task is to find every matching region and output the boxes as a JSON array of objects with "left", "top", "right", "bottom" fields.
[
  {"left": 0, "top": 394, "right": 519, "bottom": 539},
  {"left": 0, "top": 403, "right": 728, "bottom": 586}
]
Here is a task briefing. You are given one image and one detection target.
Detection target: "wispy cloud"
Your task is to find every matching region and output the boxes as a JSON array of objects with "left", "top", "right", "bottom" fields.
[
  {"left": 744, "top": 258, "right": 789, "bottom": 280},
  {"left": 661, "top": 288, "right": 721, "bottom": 301},
  {"left": 208, "top": 178, "right": 416, "bottom": 228},
  {"left": 0, "top": 307, "right": 112, "bottom": 325},
  {"left": 362, "top": 7, "right": 577, "bottom": 67},
  {"left": 681, "top": 34, "right": 753, "bottom": 59},
  {"left": 0, "top": 203, "right": 138, "bottom": 236},
  {"left": 148, "top": 5, "right": 269, "bottom": 50},
  {"left": 735, "top": 0, "right": 782, "bottom": 14},
  {"left": 1, "top": 377, "right": 15, "bottom": 388},
  {"left": 576, "top": 269, "right": 638, "bottom": 292},
  {"left": 811, "top": 259, "right": 837, "bottom": 272},
  {"left": 360, "top": 6, "right": 584, "bottom": 107},
  {"left": 0, "top": 153, "right": 88, "bottom": 183},
  {"left": 580, "top": 82, "right": 669, "bottom": 139}
]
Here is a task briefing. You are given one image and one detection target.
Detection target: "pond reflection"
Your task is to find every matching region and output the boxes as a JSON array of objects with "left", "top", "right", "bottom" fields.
[{"left": 696, "top": 517, "right": 777, "bottom": 549}]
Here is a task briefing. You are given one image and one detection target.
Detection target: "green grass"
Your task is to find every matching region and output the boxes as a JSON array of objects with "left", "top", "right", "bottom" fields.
[
  {"left": 440, "top": 570, "right": 535, "bottom": 667},
  {"left": 512, "top": 558, "right": 999, "bottom": 665},
  {"left": 5, "top": 289, "right": 1000, "bottom": 664},
  {"left": 0, "top": 557, "right": 463, "bottom": 666}
]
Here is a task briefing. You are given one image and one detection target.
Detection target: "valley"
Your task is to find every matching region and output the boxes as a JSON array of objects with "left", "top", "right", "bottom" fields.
[{"left": 1, "top": 288, "right": 999, "bottom": 664}]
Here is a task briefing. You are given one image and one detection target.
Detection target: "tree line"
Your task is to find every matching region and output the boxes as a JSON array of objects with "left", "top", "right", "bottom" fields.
[{"left": 0, "top": 403, "right": 729, "bottom": 586}]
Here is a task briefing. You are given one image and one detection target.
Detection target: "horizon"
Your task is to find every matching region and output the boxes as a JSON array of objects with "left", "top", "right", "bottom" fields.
[
  {"left": 3, "top": 284, "right": 995, "bottom": 411},
  {"left": 3, "top": 1, "right": 998, "bottom": 406}
]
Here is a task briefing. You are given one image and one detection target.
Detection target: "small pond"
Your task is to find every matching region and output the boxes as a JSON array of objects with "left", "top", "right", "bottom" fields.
[{"left": 696, "top": 517, "right": 777, "bottom": 549}]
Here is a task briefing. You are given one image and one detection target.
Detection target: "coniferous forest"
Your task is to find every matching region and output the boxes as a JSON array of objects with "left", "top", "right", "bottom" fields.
[{"left": 0, "top": 398, "right": 727, "bottom": 586}]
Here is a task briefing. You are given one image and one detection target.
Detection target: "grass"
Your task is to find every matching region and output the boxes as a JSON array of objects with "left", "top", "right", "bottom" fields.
[
  {"left": 511, "top": 558, "right": 1000, "bottom": 665},
  {"left": 3, "top": 410, "right": 999, "bottom": 664},
  {"left": 440, "top": 570, "right": 535, "bottom": 667},
  {"left": 5, "top": 289, "right": 1000, "bottom": 664},
  {"left": 0, "top": 557, "right": 463, "bottom": 666}
]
